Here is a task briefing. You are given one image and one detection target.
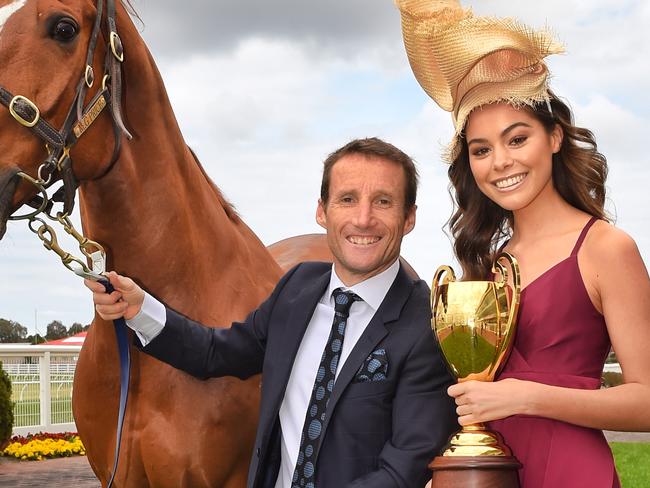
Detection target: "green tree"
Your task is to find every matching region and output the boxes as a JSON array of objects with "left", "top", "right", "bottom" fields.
[
  {"left": 0, "top": 361, "right": 13, "bottom": 446},
  {"left": 68, "top": 322, "right": 84, "bottom": 335},
  {"left": 0, "top": 318, "right": 28, "bottom": 343},
  {"left": 27, "top": 334, "right": 45, "bottom": 345},
  {"left": 45, "top": 320, "right": 67, "bottom": 341}
]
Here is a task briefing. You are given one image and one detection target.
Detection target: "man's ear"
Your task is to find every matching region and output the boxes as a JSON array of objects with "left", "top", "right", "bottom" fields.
[
  {"left": 403, "top": 205, "right": 416, "bottom": 236},
  {"left": 316, "top": 199, "right": 327, "bottom": 229}
]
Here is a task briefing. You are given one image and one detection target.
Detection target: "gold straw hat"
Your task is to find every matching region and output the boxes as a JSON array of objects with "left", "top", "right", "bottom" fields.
[{"left": 396, "top": 0, "right": 564, "bottom": 161}]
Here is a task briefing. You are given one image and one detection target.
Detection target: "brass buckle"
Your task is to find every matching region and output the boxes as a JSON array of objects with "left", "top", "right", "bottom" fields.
[
  {"left": 85, "top": 65, "right": 95, "bottom": 88},
  {"left": 110, "top": 32, "right": 124, "bottom": 62},
  {"left": 9, "top": 95, "right": 40, "bottom": 127}
]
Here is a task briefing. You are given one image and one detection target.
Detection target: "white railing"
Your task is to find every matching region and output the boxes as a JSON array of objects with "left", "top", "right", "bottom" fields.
[
  {"left": 603, "top": 362, "right": 622, "bottom": 373},
  {"left": 0, "top": 344, "right": 81, "bottom": 436}
]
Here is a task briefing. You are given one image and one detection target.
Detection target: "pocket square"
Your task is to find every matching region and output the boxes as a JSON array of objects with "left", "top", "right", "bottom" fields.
[{"left": 354, "top": 348, "right": 389, "bottom": 382}]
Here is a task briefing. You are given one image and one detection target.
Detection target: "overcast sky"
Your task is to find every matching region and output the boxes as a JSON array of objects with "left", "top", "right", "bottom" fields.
[{"left": 1, "top": 1, "right": 648, "bottom": 334}]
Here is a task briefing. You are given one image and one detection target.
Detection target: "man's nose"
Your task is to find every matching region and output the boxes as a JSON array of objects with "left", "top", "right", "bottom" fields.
[{"left": 354, "top": 201, "right": 374, "bottom": 227}]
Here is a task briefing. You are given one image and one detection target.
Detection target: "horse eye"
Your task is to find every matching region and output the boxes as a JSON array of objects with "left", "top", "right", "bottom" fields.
[{"left": 52, "top": 18, "right": 78, "bottom": 42}]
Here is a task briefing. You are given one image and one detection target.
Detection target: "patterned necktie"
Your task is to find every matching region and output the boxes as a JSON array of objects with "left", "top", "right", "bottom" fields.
[{"left": 291, "top": 288, "right": 361, "bottom": 488}]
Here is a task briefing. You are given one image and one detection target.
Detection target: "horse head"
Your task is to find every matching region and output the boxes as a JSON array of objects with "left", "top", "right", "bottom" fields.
[{"left": 0, "top": 0, "right": 130, "bottom": 241}]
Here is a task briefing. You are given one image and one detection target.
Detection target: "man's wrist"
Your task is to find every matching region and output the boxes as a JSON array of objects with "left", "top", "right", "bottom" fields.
[{"left": 125, "top": 292, "right": 166, "bottom": 345}]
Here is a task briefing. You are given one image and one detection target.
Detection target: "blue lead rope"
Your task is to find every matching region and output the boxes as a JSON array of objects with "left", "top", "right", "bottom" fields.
[{"left": 100, "top": 278, "right": 131, "bottom": 488}]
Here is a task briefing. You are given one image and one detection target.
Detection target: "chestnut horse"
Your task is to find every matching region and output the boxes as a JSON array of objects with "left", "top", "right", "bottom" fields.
[{"left": 0, "top": 0, "right": 331, "bottom": 486}]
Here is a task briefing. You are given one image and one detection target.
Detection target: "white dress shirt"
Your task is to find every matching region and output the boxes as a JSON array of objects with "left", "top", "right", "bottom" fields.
[{"left": 126, "top": 259, "right": 400, "bottom": 488}]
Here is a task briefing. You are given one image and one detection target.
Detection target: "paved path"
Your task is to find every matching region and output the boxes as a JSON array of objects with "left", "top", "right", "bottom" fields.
[
  {"left": 605, "top": 430, "right": 650, "bottom": 443},
  {"left": 0, "top": 455, "right": 99, "bottom": 487},
  {"left": 1, "top": 431, "right": 648, "bottom": 487}
]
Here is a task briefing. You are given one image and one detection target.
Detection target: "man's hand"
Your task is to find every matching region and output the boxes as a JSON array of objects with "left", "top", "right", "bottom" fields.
[{"left": 84, "top": 271, "right": 145, "bottom": 321}]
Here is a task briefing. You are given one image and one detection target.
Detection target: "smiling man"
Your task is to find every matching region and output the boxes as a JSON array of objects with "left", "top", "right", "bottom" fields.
[{"left": 87, "top": 137, "right": 456, "bottom": 488}]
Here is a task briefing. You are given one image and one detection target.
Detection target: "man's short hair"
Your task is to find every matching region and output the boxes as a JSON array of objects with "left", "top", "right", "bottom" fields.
[{"left": 320, "top": 137, "right": 419, "bottom": 211}]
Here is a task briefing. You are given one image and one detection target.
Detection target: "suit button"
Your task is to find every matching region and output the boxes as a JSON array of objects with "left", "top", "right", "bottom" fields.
[{"left": 256, "top": 447, "right": 261, "bottom": 457}]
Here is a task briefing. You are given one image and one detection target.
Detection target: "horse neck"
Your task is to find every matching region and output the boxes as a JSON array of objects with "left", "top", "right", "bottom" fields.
[{"left": 78, "top": 38, "right": 281, "bottom": 317}]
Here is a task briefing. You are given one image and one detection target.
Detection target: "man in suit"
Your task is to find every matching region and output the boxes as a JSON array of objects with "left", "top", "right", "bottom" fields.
[{"left": 87, "top": 137, "right": 456, "bottom": 487}]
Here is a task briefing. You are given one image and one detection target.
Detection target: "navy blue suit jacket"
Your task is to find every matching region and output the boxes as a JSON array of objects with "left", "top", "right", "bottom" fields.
[{"left": 141, "top": 262, "right": 456, "bottom": 487}]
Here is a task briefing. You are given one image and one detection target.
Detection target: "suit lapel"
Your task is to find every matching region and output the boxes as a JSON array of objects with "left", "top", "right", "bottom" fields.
[
  {"left": 320, "top": 265, "right": 415, "bottom": 437},
  {"left": 267, "top": 269, "right": 331, "bottom": 418}
]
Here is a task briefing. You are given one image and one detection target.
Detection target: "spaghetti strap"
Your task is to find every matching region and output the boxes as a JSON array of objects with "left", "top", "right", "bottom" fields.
[{"left": 570, "top": 216, "right": 598, "bottom": 256}]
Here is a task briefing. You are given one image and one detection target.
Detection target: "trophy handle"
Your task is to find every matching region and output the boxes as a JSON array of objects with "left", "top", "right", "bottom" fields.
[
  {"left": 493, "top": 251, "right": 521, "bottom": 295},
  {"left": 431, "top": 265, "right": 456, "bottom": 308},
  {"left": 492, "top": 251, "right": 521, "bottom": 355}
]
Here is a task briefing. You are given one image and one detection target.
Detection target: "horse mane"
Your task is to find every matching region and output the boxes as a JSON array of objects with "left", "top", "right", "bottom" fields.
[
  {"left": 187, "top": 146, "right": 240, "bottom": 222},
  {"left": 121, "top": 0, "right": 143, "bottom": 25}
]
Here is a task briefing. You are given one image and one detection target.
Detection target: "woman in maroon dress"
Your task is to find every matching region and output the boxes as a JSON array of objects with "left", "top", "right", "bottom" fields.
[{"left": 396, "top": 1, "right": 650, "bottom": 486}]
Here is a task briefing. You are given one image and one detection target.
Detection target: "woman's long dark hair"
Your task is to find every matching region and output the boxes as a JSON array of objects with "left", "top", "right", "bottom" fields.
[{"left": 448, "top": 91, "right": 609, "bottom": 280}]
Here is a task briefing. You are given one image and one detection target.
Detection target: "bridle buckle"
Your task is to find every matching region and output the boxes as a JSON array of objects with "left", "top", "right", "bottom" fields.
[
  {"left": 9, "top": 95, "right": 40, "bottom": 128},
  {"left": 85, "top": 65, "right": 95, "bottom": 88},
  {"left": 110, "top": 32, "right": 124, "bottom": 62}
]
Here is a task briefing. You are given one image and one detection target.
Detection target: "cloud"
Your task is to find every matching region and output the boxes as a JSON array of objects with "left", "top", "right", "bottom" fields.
[
  {"left": 574, "top": 95, "right": 648, "bottom": 167},
  {"left": 159, "top": 39, "right": 331, "bottom": 147},
  {"left": 135, "top": 0, "right": 403, "bottom": 61},
  {"left": 571, "top": 95, "right": 650, "bottom": 244}
]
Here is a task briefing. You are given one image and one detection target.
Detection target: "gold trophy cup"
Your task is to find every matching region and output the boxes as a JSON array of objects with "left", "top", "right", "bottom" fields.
[{"left": 429, "top": 252, "right": 522, "bottom": 487}]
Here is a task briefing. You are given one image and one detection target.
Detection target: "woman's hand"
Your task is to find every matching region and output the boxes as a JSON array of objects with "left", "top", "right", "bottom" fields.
[{"left": 447, "top": 378, "right": 534, "bottom": 425}]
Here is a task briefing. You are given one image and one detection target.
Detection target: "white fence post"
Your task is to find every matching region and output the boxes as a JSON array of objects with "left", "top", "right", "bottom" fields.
[{"left": 40, "top": 351, "right": 52, "bottom": 432}]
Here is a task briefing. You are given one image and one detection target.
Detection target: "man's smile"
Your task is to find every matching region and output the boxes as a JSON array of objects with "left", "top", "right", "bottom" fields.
[{"left": 347, "top": 235, "right": 381, "bottom": 245}]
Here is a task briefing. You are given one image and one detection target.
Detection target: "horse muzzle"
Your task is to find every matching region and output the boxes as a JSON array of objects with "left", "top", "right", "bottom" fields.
[{"left": 0, "top": 165, "right": 20, "bottom": 240}]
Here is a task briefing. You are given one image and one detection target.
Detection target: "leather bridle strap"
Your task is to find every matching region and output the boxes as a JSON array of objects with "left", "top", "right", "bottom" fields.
[
  {"left": 76, "top": 0, "right": 105, "bottom": 119},
  {"left": 105, "top": 0, "right": 130, "bottom": 140},
  {"left": 0, "top": 88, "right": 66, "bottom": 148}
]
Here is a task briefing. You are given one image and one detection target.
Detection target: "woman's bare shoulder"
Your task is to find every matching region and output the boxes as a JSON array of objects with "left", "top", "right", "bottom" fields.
[{"left": 585, "top": 220, "right": 640, "bottom": 259}]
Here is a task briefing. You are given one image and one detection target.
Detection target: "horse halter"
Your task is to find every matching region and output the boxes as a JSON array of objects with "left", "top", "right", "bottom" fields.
[{"left": 0, "top": 0, "right": 131, "bottom": 280}]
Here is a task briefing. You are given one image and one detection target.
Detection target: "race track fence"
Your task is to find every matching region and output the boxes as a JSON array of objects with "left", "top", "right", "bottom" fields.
[{"left": 0, "top": 344, "right": 81, "bottom": 436}]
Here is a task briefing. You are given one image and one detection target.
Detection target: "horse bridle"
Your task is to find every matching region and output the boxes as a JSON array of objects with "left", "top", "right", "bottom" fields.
[{"left": 0, "top": 0, "right": 131, "bottom": 279}]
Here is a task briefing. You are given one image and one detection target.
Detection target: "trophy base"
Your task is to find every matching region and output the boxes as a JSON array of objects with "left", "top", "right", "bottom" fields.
[
  {"left": 441, "top": 423, "right": 512, "bottom": 456},
  {"left": 429, "top": 455, "right": 521, "bottom": 488}
]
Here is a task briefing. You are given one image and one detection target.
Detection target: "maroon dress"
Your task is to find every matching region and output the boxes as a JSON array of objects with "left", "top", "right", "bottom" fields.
[{"left": 489, "top": 217, "right": 621, "bottom": 487}]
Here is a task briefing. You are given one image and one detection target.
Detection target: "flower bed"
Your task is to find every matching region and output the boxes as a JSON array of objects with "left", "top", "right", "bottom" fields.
[{"left": 1, "top": 432, "right": 85, "bottom": 460}]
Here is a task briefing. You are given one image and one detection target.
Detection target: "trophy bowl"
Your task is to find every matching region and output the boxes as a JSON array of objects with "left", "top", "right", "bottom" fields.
[{"left": 432, "top": 251, "right": 521, "bottom": 457}]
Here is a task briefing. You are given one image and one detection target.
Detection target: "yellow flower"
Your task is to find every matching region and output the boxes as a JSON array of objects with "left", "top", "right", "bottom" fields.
[{"left": 1, "top": 435, "right": 87, "bottom": 461}]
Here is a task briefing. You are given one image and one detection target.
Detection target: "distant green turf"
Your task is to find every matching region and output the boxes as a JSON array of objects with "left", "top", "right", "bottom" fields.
[
  {"left": 439, "top": 328, "right": 497, "bottom": 378},
  {"left": 611, "top": 442, "right": 650, "bottom": 487}
]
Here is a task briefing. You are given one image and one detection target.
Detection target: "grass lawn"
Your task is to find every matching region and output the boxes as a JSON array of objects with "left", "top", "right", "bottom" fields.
[{"left": 611, "top": 442, "right": 650, "bottom": 487}]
